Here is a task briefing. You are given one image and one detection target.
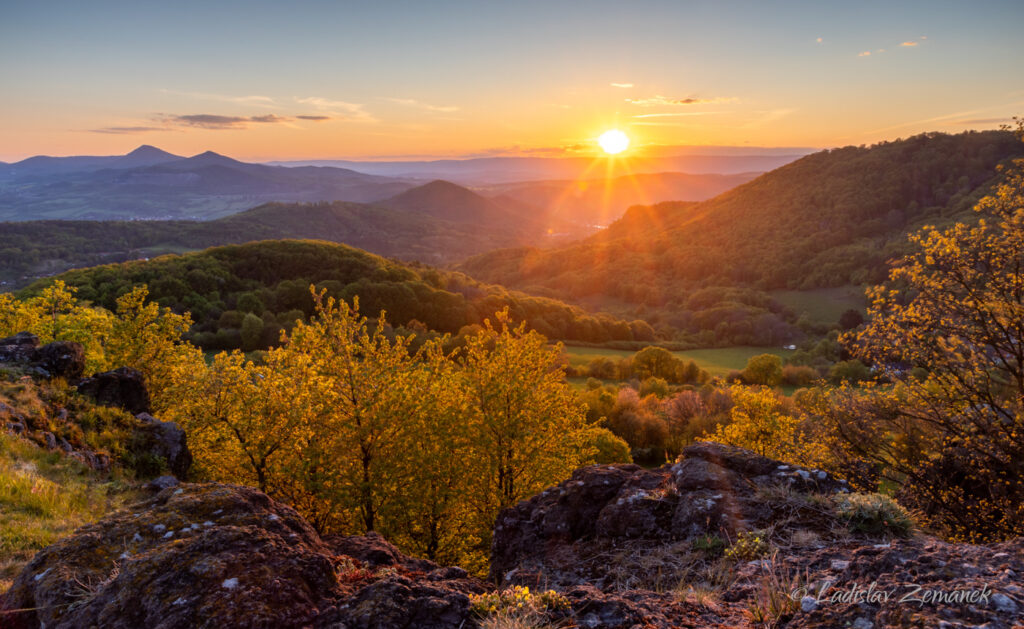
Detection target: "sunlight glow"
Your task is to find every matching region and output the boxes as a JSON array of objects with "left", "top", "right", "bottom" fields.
[{"left": 598, "top": 129, "right": 630, "bottom": 155}]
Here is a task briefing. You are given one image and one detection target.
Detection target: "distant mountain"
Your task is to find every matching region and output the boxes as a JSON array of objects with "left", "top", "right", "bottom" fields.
[
  {"left": 0, "top": 146, "right": 417, "bottom": 221},
  {"left": 480, "top": 171, "right": 760, "bottom": 226},
  {"left": 268, "top": 153, "right": 807, "bottom": 185},
  {"left": 0, "top": 193, "right": 556, "bottom": 288},
  {"left": 457, "top": 130, "right": 1024, "bottom": 345},
  {"left": 381, "top": 180, "right": 534, "bottom": 228}
]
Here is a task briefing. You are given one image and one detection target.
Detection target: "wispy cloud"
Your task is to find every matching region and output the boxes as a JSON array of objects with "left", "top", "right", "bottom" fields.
[
  {"left": 610, "top": 82, "right": 633, "bottom": 88},
  {"left": 296, "top": 115, "right": 331, "bottom": 121},
  {"left": 157, "top": 113, "right": 306, "bottom": 130},
  {"left": 632, "top": 111, "right": 719, "bottom": 119},
  {"left": 297, "top": 97, "right": 375, "bottom": 122},
  {"left": 159, "top": 89, "right": 279, "bottom": 108},
  {"left": 858, "top": 51, "right": 872, "bottom": 57},
  {"left": 384, "top": 97, "right": 459, "bottom": 113},
  {"left": 900, "top": 41, "right": 918, "bottom": 47},
  {"left": 626, "top": 95, "right": 737, "bottom": 107},
  {"left": 89, "top": 126, "right": 173, "bottom": 135}
]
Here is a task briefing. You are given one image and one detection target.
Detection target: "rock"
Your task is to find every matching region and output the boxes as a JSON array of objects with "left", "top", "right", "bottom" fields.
[
  {"left": 134, "top": 412, "right": 192, "bottom": 478},
  {"left": 33, "top": 341, "right": 86, "bottom": 381},
  {"left": 77, "top": 367, "right": 151, "bottom": 415},
  {"left": 801, "top": 595, "right": 818, "bottom": 612},
  {"left": 1, "top": 483, "right": 489, "bottom": 629},
  {"left": 0, "top": 332, "right": 39, "bottom": 362},
  {"left": 325, "top": 531, "right": 435, "bottom": 571},
  {"left": 148, "top": 475, "right": 180, "bottom": 491},
  {"left": 992, "top": 593, "right": 1018, "bottom": 613},
  {"left": 490, "top": 441, "right": 847, "bottom": 585}
]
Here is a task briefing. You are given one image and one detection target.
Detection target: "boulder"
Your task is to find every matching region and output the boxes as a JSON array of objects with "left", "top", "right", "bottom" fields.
[
  {"left": 0, "top": 333, "right": 85, "bottom": 381},
  {"left": 0, "top": 332, "right": 39, "bottom": 362},
  {"left": 134, "top": 412, "right": 192, "bottom": 479},
  {"left": 1, "top": 483, "right": 488, "bottom": 629},
  {"left": 490, "top": 441, "right": 850, "bottom": 585},
  {"left": 77, "top": 367, "right": 151, "bottom": 415},
  {"left": 33, "top": 341, "right": 86, "bottom": 381}
]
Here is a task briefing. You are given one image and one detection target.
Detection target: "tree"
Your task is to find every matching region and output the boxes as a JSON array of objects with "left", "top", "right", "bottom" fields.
[
  {"left": 710, "top": 385, "right": 826, "bottom": 466},
  {"left": 460, "top": 311, "right": 594, "bottom": 515},
  {"left": 742, "top": 353, "right": 783, "bottom": 386},
  {"left": 840, "top": 123, "right": 1024, "bottom": 540}
]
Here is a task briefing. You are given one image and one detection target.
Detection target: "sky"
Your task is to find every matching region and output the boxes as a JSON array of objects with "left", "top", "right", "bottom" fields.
[{"left": 1, "top": 0, "right": 1023, "bottom": 162}]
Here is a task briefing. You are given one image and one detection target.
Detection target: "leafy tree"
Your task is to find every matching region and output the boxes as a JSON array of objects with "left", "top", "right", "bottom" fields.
[
  {"left": 710, "top": 385, "right": 826, "bottom": 466},
  {"left": 840, "top": 124, "right": 1024, "bottom": 540},
  {"left": 460, "top": 312, "right": 595, "bottom": 513},
  {"left": 742, "top": 354, "right": 783, "bottom": 386}
]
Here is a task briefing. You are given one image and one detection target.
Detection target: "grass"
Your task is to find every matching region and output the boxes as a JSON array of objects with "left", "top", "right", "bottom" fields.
[
  {"left": 0, "top": 433, "right": 136, "bottom": 593},
  {"left": 563, "top": 345, "right": 796, "bottom": 377},
  {"left": 768, "top": 286, "right": 866, "bottom": 325}
]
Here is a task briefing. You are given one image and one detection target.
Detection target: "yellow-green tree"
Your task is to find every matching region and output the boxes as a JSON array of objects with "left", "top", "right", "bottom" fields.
[
  {"left": 837, "top": 121, "right": 1024, "bottom": 540},
  {"left": 710, "top": 385, "right": 826, "bottom": 467},
  {"left": 460, "top": 312, "right": 595, "bottom": 522}
]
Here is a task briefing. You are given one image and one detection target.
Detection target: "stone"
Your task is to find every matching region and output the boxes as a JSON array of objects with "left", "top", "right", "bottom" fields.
[
  {"left": 134, "top": 413, "right": 192, "bottom": 478},
  {"left": 77, "top": 367, "right": 151, "bottom": 415}
]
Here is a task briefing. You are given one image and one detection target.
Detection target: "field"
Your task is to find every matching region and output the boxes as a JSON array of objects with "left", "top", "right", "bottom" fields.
[
  {"left": 563, "top": 345, "right": 796, "bottom": 377},
  {"left": 769, "top": 286, "right": 866, "bottom": 325}
]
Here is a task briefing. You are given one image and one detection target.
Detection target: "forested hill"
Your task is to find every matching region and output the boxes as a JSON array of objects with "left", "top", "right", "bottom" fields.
[
  {"left": 458, "top": 130, "right": 1024, "bottom": 304},
  {"left": 20, "top": 240, "right": 655, "bottom": 351},
  {"left": 0, "top": 196, "right": 543, "bottom": 287}
]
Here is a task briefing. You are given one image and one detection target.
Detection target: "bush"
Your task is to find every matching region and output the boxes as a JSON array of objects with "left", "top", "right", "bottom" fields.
[
  {"left": 781, "top": 365, "right": 819, "bottom": 386},
  {"left": 834, "top": 493, "right": 914, "bottom": 537},
  {"left": 828, "top": 359, "right": 872, "bottom": 384},
  {"left": 587, "top": 427, "right": 632, "bottom": 464},
  {"left": 725, "top": 530, "right": 770, "bottom": 560},
  {"left": 742, "top": 354, "right": 783, "bottom": 386}
]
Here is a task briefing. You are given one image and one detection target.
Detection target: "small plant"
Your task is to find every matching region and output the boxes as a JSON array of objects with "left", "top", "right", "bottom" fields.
[
  {"left": 834, "top": 493, "right": 914, "bottom": 537},
  {"left": 470, "top": 585, "right": 570, "bottom": 618},
  {"left": 745, "top": 553, "right": 808, "bottom": 628},
  {"left": 692, "top": 533, "right": 726, "bottom": 556},
  {"left": 725, "top": 530, "right": 770, "bottom": 560}
]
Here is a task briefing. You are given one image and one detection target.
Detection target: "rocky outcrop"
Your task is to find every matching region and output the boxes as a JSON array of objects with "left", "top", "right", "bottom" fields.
[
  {"left": 77, "top": 367, "right": 151, "bottom": 415},
  {"left": 133, "top": 412, "right": 192, "bottom": 478},
  {"left": 490, "top": 441, "right": 849, "bottom": 585},
  {"left": 489, "top": 442, "right": 1024, "bottom": 628},
  {"left": 1, "top": 482, "right": 489, "bottom": 629},
  {"left": 0, "top": 332, "right": 85, "bottom": 381},
  {"left": 3, "top": 443, "right": 1023, "bottom": 629}
]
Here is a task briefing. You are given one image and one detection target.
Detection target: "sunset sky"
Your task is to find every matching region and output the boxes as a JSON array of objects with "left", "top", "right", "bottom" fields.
[{"left": 2, "top": 0, "right": 1023, "bottom": 162}]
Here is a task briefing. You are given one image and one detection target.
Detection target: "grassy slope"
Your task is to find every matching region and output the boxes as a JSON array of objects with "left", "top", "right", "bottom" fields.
[{"left": 0, "top": 434, "right": 135, "bottom": 592}]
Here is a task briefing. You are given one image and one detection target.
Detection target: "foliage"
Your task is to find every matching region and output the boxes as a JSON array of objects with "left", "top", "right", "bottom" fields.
[
  {"left": 834, "top": 125, "right": 1024, "bottom": 541},
  {"left": 741, "top": 354, "right": 783, "bottom": 386},
  {"left": 834, "top": 493, "right": 914, "bottom": 537},
  {"left": 470, "top": 586, "right": 570, "bottom": 619},
  {"left": 724, "top": 530, "right": 770, "bottom": 561},
  {"left": 709, "top": 385, "right": 827, "bottom": 467},
  {"left": 21, "top": 240, "right": 647, "bottom": 351}
]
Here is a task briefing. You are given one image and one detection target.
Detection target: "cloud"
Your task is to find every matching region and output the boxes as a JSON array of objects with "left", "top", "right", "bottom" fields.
[
  {"left": 816, "top": 37, "right": 823, "bottom": 43},
  {"left": 249, "top": 114, "right": 290, "bottom": 123},
  {"left": 610, "top": 82, "right": 634, "bottom": 88},
  {"left": 949, "top": 117, "right": 1011, "bottom": 125},
  {"left": 297, "top": 97, "right": 375, "bottom": 122},
  {"left": 158, "top": 113, "right": 305, "bottom": 130},
  {"left": 632, "top": 111, "right": 718, "bottom": 119},
  {"left": 159, "top": 89, "right": 279, "bottom": 108},
  {"left": 626, "top": 95, "right": 737, "bottom": 107},
  {"left": 296, "top": 115, "right": 331, "bottom": 121},
  {"left": 900, "top": 41, "right": 918, "bottom": 47},
  {"left": 384, "top": 97, "right": 459, "bottom": 113},
  {"left": 858, "top": 51, "right": 872, "bottom": 57},
  {"left": 89, "top": 126, "right": 172, "bottom": 135}
]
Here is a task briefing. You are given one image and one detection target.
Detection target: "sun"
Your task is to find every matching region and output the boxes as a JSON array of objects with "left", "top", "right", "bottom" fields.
[{"left": 598, "top": 129, "right": 630, "bottom": 155}]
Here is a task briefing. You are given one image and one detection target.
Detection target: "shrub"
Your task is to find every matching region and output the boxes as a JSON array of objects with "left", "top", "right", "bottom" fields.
[
  {"left": 834, "top": 493, "right": 914, "bottom": 537},
  {"left": 781, "top": 365, "right": 819, "bottom": 386},
  {"left": 725, "top": 530, "right": 770, "bottom": 560}
]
